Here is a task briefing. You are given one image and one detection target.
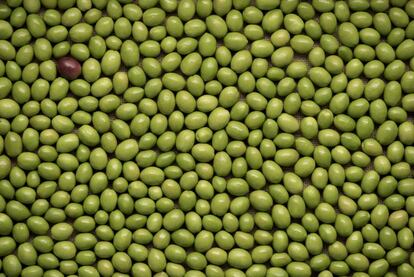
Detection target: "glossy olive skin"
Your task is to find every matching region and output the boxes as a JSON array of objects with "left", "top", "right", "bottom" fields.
[
  {"left": 57, "top": 56, "right": 81, "bottom": 80},
  {"left": 0, "top": 1, "right": 413, "bottom": 277}
]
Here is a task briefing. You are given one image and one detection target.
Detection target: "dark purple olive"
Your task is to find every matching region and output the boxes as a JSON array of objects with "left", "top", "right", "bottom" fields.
[{"left": 57, "top": 56, "right": 81, "bottom": 80}]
